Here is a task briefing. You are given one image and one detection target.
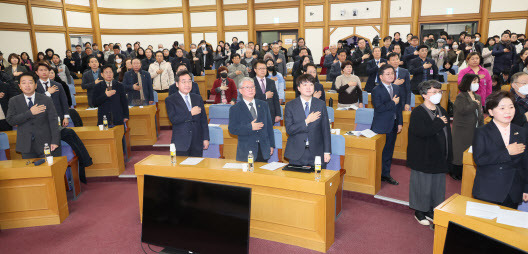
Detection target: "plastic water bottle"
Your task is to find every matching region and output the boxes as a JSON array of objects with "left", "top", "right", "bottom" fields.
[
  {"left": 44, "top": 143, "right": 51, "bottom": 157},
  {"left": 170, "top": 143, "right": 176, "bottom": 165},
  {"left": 248, "top": 151, "right": 254, "bottom": 172},
  {"left": 314, "top": 156, "right": 322, "bottom": 181},
  {"left": 103, "top": 115, "right": 108, "bottom": 130},
  {"left": 58, "top": 116, "right": 61, "bottom": 126}
]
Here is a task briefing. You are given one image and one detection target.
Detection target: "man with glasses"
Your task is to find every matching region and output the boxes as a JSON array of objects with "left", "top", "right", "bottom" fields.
[
  {"left": 511, "top": 72, "right": 528, "bottom": 127},
  {"left": 371, "top": 64, "right": 404, "bottom": 185},
  {"left": 228, "top": 77, "right": 275, "bottom": 162},
  {"left": 253, "top": 60, "right": 281, "bottom": 124}
]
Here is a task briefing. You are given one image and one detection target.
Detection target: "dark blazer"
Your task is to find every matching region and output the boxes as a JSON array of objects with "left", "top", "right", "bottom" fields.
[
  {"left": 170, "top": 57, "right": 192, "bottom": 75},
  {"left": 6, "top": 93, "right": 60, "bottom": 153},
  {"left": 394, "top": 67, "right": 412, "bottom": 105},
  {"left": 168, "top": 82, "right": 200, "bottom": 96},
  {"left": 364, "top": 58, "right": 387, "bottom": 93},
  {"left": 351, "top": 48, "right": 372, "bottom": 77},
  {"left": 408, "top": 57, "right": 439, "bottom": 94},
  {"left": 165, "top": 91, "right": 209, "bottom": 151},
  {"left": 228, "top": 99, "right": 275, "bottom": 161},
  {"left": 92, "top": 80, "right": 129, "bottom": 126},
  {"left": 492, "top": 42, "right": 516, "bottom": 74},
  {"left": 122, "top": 70, "right": 154, "bottom": 104},
  {"left": 4, "top": 65, "right": 28, "bottom": 85},
  {"left": 141, "top": 57, "right": 156, "bottom": 72},
  {"left": 472, "top": 121, "right": 528, "bottom": 203},
  {"left": 36, "top": 79, "right": 69, "bottom": 120},
  {"left": 452, "top": 92, "right": 484, "bottom": 165},
  {"left": 314, "top": 82, "right": 326, "bottom": 103},
  {"left": 187, "top": 52, "right": 203, "bottom": 76},
  {"left": 407, "top": 105, "right": 452, "bottom": 173},
  {"left": 253, "top": 77, "right": 281, "bottom": 120},
  {"left": 284, "top": 97, "right": 331, "bottom": 161},
  {"left": 106, "top": 53, "right": 125, "bottom": 65},
  {"left": 327, "top": 62, "right": 342, "bottom": 83},
  {"left": 371, "top": 83, "right": 403, "bottom": 134},
  {"left": 323, "top": 53, "right": 338, "bottom": 70},
  {"left": 81, "top": 69, "right": 103, "bottom": 107},
  {"left": 402, "top": 46, "right": 418, "bottom": 67},
  {"left": 72, "top": 51, "right": 85, "bottom": 72},
  {"left": 0, "top": 80, "right": 20, "bottom": 123}
]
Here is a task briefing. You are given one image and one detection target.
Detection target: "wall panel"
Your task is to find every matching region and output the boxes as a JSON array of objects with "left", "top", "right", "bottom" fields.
[
  {"left": 421, "top": 0, "right": 480, "bottom": 16},
  {"left": 192, "top": 33, "right": 204, "bottom": 45},
  {"left": 305, "top": 5, "right": 323, "bottom": 23},
  {"left": 390, "top": 0, "right": 412, "bottom": 18},
  {"left": 225, "top": 10, "right": 247, "bottom": 26},
  {"left": 0, "top": 3, "right": 28, "bottom": 24},
  {"left": 190, "top": 12, "right": 216, "bottom": 27},
  {"left": 255, "top": 0, "right": 293, "bottom": 3},
  {"left": 101, "top": 34, "right": 184, "bottom": 49},
  {"left": 490, "top": 0, "right": 528, "bottom": 13},
  {"left": 0, "top": 31, "right": 32, "bottom": 56},
  {"left": 225, "top": 31, "right": 248, "bottom": 45},
  {"left": 489, "top": 19, "right": 527, "bottom": 38},
  {"left": 205, "top": 32, "right": 218, "bottom": 48},
  {"left": 189, "top": 0, "right": 215, "bottom": 6},
  {"left": 65, "top": 0, "right": 89, "bottom": 6},
  {"left": 99, "top": 13, "right": 183, "bottom": 29},
  {"left": 304, "top": 28, "right": 323, "bottom": 64},
  {"left": 255, "top": 8, "right": 298, "bottom": 24},
  {"left": 224, "top": 0, "right": 246, "bottom": 4},
  {"left": 389, "top": 24, "right": 411, "bottom": 38},
  {"left": 36, "top": 32, "right": 67, "bottom": 57},
  {"left": 32, "top": 7, "right": 63, "bottom": 27},
  {"left": 98, "top": 0, "right": 181, "bottom": 9},
  {"left": 66, "top": 11, "right": 92, "bottom": 28},
  {"left": 331, "top": 1, "right": 381, "bottom": 20}
]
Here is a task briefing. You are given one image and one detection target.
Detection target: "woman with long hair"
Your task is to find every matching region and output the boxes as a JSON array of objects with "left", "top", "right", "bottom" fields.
[{"left": 20, "top": 52, "right": 33, "bottom": 72}]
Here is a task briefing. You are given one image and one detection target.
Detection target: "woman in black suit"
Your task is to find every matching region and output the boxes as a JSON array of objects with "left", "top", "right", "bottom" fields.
[{"left": 472, "top": 91, "right": 528, "bottom": 209}]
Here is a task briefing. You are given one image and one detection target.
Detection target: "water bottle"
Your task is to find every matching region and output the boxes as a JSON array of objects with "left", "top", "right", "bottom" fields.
[
  {"left": 248, "top": 151, "right": 254, "bottom": 172},
  {"left": 44, "top": 143, "right": 51, "bottom": 157},
  {"left": 58, "top": 116, "right": 61, "bottom": 126},
  {"left": 314, "top": 156, "right": 322, "bottom": 181},
  {"left": 329, "top": 97, "right": 333, "bottom": 107},
  {"left": 103, "top": 115, "right": 108, "bottom": 130},
  {"left": 170, "top": 143, "right": 176, "bottom": 165}
]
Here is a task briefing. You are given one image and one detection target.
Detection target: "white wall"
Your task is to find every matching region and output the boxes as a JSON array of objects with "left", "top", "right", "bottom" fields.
[
  {"left": 65, "top": 0, "right": 90, "bottom": 6},
  {"left": 205, "top": 32, "right": 218, "bottom": 47},
  {"left": 66, "top": 11, "right": 92, "bottom": 28},
  {"left": 0, "top": 3, "right": 27, "bottom": 24},
  {"left": 255, "top": 0, "right": 291, "bottom": 2},
  {"left": 98, "top": 0, "right": 181, "bottom": 9},
  {"left": 389, "top": 24, "right": 411, "bottom": 38},
  {"left": 192, "top": 33, "right": 203, "bottom": 45},
  {"left": 101, "top": 34, "right": 185, "bottom": 49},
  {"left": 331, "top": 1, "right": 381, "bottom": 20},
  {"left": 99, "top": 13, "right": 183, "bottom": 29},
  {"left": 225, "top": 10, "right": 247, "bottom": 26},
  {"left": 421, "top": 0, "right": 480, "bottom": 16},
  {"left": 224, "top": 0, "right": 246, "bottom": 4},
  {"left": 390, "top": 0, "right": 412, "bottom": 18},
  {"left": 225, "top": 31, "right": 248, "bottom": 45},
  {"left": 491, "top": 0, "right": 528, "bottom": 12},
  {"left": 36, "top": 32, "right": 67, "bottom": 57},
  {"left": 0, "top": 31, "right": 32, "bottom": 56},
  {"left": 330, "top": 26, "right": 379, "bottom": 46},
  {"left": 189, "top": 0, "right": 215, "bottom": 6},
  {"left": 305, "top": 5, "right": 323, "bottom": 23},
  {"left": 489, "top": 19, "right": 527, "bottom": 38},
  {"left": 190, "top": 12, "right": 216, "bottom": 27},
  {"left": 32, "top": 7, "right": 63, "bottom": 27},
  {"left": 256, "top": 8, "right": 298, "bottom": 24},
  {"left": 304, "top": 28, "right": 323, "bottom": 64}
]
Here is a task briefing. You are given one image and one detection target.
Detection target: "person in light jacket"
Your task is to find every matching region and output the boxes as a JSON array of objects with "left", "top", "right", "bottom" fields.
[{"left": 149, "top": 51, "right": 175, "bottom": 93}]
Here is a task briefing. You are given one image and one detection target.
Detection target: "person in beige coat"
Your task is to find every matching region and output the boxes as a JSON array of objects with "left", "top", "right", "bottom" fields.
[{"left": 149, "top": 51, "right": 175, "bottom": 93}]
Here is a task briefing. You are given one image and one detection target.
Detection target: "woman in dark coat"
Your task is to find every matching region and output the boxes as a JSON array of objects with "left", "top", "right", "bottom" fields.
[
  {"left": 451, "top": 74, "right": 484, "bottom": 180},
  {"left": 407, "top": 80, "right": 452, "bottom": 226}
]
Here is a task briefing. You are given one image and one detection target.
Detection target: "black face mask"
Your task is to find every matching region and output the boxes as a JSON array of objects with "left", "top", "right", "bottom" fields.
[
  {"left": 267, "top": 66, "right": 275, "bottom": 72},
  {"left": 220, "top": 72, "right": 228, "bottom": 78},
  {"left": 127, "top": 47, "right": 132, "bottom": 52}
]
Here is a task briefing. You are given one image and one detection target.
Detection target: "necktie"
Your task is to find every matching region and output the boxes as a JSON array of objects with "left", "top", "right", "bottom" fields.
[
  {"left": 249, "top": 102, "right": 257, "bottom": 120},
  {"left": 185, "top": 95, "right": 192, "bottom": 111},
  {"left": 260, "top": 79, "right": 266, "bottom": 94},
  {"left": 137, "top": 72, "right": 145, "bottom": 101},
  {"left": 388, "top": 85, "right": 393, "bottom": 98},
  {"left": 375, "top": 61, "right": 379, "bottom": 83},
  {"left": 28, "top": 97, "right": 34, "bottom": 109},
  {"left": 304, "top": 101, "right": 310, "bottom": 144},
  {"left": 43, "top": 81, "right": 49, "bottom": 91}
]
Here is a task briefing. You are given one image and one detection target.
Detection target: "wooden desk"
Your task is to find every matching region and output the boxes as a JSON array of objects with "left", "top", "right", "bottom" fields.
[
  {"left": 343, "top": 134, "right": 385, "bottom": 195},
  {"left": 447, "top": 75, "right": 459, "bottom": 103},
  {"left": 461, "top": 148, "right": 476, "bottom": 197},
  {"left": 433, "top": 194, "right": 528, "bottom": 253},
  {"left": 0, "top": 157, "right": 69, "bottom": 229},
  {"left": 157, "top": 92, "right": 171, "bottom": 126},
  {"left": 393, "top": 111, "right": 411, "bottom": 160},
  {"left": 75, "top": 95, "right": 89, "bottom": 109},
  {"left": 4, "top": 127, "right": 125, "bottom": 177},
  {"left": 77, "top": 106, "right": 158, "bottom": 146},
  {"left": 219, "top": 125, "right": 287, "bottom": 161},
  {"left": 135, "top": 155, "right": 340, "bottom": 252}
]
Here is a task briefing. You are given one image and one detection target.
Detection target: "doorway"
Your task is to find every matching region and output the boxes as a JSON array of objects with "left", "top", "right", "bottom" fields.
[
  {"left": 257, "top": 30, "right": 298, "bottom": 47},
  {"left": 70, "top": 35, "right": 93, "bottom": 49}
]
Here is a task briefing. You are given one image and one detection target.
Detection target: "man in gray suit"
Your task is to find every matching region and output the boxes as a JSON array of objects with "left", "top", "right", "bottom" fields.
[
  {"left": 6, "top": 73, "right": 61, "bottom": 159},
  {"left": 271, "top": 44, "right": 287, "bottom": 77}
]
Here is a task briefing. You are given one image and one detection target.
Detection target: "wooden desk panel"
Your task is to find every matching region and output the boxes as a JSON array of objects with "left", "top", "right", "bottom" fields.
[
  {"left": 343, "top": 134, "right": 385, "bottom": 195},
  {"left": 461, "top": 149, "right": 476, "bottom": 197},
  {"left": 135, "top": 155, "right": 340, "bottom": 252},
  {"left": 157, "top": 92, "right": 171, "bottom": 126},
  {"left": 393, "top": 111, "right": 411, "bottom": 160},
  {"left": 75, "top": 95, "right": 89, "bottom": 109},
  {"left": 433, "top": 194, "right": 528, "bottom": 254},
  {"left": 333, "top": 109, "right": 356, "bottom": 131},
  {"left": 0, "top": 157, "right": 69, "bottom": 229}
]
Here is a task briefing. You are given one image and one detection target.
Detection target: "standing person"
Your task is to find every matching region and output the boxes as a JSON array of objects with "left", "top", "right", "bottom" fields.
[
  {"left": 149, "top": 51, "right": 174, "bottom": 93},
  {"left": 253, "top": 60, "right": 281, "bottom": 124},
  {"left": 228, "top": 77, "right": 275, "bottom": 162},
  {"left": 493, "top": 31, "right": 517, "bottom": 76},
  {"left": 50, "top": 54, "right": 74, "bottom": 103},
  {"left": 371, "top": 64, "right": 403, "bottom": 185},
  {"left": 123, "top": 58, "right": 154, "bottom": 106},
  {"left": 407, "top": 80, "right": 452, "bottom": 226},
  {"left": 365, "top": 47, "right": 387, "bottom": 92},
  {"left": 227, "top": 54, "right": 249, "bottom": 88},
  {"left": 210, "top": 66, "right": 237, "bottom": 104},
  {"left": 431, "top": 39, "right": 448, "bottom": 73},
  {"left": 482, "top": 37, "right": 496, "bottom": 74},
  {"left": 170, "top": 47, "right": 192, "bottom": 74},
  {"left": 165, "top": 70, "right": 209, "bottom": 157},
  {"left": 188, "top": 44, "right": 203, "bottom": 76},
  {"left": 92, "top": 65, "right": 129, "bottom": 126},
  {"left": 319, "top": 47, "right": 330, "bottom": 75},
  {"left": 451, "top": 74, "right": 484, "bottom": 180},
  {"left": 0, "top": 77, "right": 20, "bottom": 131},
  {"left": 323, "top": 44, "right": 338, "bottom": 75},
  {"left": 5, "top": 53, "right": 28, "bottom": 86},
  {"left": 265, "top": 59, "right": 286, "bottom": 104},
  {"left": 214, "top": 44, "right": 227, "bottom": 69},
  {"left": 270, "top": 44, "right": 287, "bottom": 77},
  {"left": 334, "top": 60, "right": 363, "bottom": 108},
  {"left": 350, "top": 38, "right": 372, "bottom": 78},
  {"left": 81, "top": 56, "right": 102, "bottom": 108},
  {"left": 63, "top": 50, "right": 76, "bottom": 77},
  {"left": 458, "top": 52, "right": 493, "bottom": 105},
  {"left": 403, "top": 36, "right": 420, "bottom": 67},
  {"left": 20, "top": 52, "right": 33, "bottom": 72},
  {"left": 6, "top": 73, "right": 61, "bottom": 158},
  {"left": 34, "top": 63, "right": 70, "bottom": 127},
  {"left": 409, "top": 45, "right": 439, "bottom": 94},
  {"left": 387, "top": 53, "right": 412, "bottom": 111},
  {"left": 141, "top": 48, "right": 155, "bottom": 71},
  {"left": 472, "top": 91, "right": 528, "bottom": 209},
  {"left": 303, "top": 63, "right": 325, "bottom": 103},
  {"left": 327, "top": 49, "right": 348, "bottom": 89},
  {"left": 169, "top": 64, "right": 200, "bottom": 96}
]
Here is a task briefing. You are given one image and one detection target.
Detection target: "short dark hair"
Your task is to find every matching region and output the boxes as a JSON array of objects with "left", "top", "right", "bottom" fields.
[
  {"left": 231, "top": 53, "right": 241, "bottom": 59},
  {"left": 176, "top": 47, "right": 183, "bottom": 53},
  {"left": 387, "top": 52, "right": 400, "bottom": 61},
  {"left": 411, "top": 36, "right": 419, "bottom": 41},
  {"left": 458, "top": 73, "right": 479, "bottom": 92},
  {"left": 75, "top": 45, "right": 82, "bottom": 48},
  {"left": 418, "top": 80, "right": 442, "bottom": 95},
  {"left": 377, "top": 64, "right": 394, "bottom": 78},
  {"left": 296, "top": 73, "right": 316, "bottom": 86},
  {"left": 155, "top": 51, "right": 163, "bottom": 57},
  {"left": 88, "top": 56, "right": 99, "bottom": 63},
  {"left": 175, "top": 69, "right": 191, "bottom": 83},
  {"left": 35, "top": 62, "right": 51, "bottom": 71},
  {"left": 253, "top": 59, "right": 266, "bottom": 70},
  {"left": 93, "top": 43, "right": 98, "bottom": 46},
  {"left": 103, "top": 44, "right": 108, "bottom": 47},
  {"left": 341, "top": 60, "right": 353, "bottom": 70},
  {"left": 337, "top": 49, "right": 347, "bottom": 55},
  {"left": 8, "top": 53, "right": 20, "bottom": 64},
  {"left": 486, "top": 91, "right": 514, "bottom": 112},
  {"left": 466, "top": 52, "right": 481, "bottom": 62},
  {"left": 394, "top": 32, "right": 400, "bottom": 36},
  {"left": 512, "top": 72, "right": 528, "bottom": 83},
  {"left": 303, "top": 62, "right": 316, "bottom": 73},
  {"left": 175, "top": 63, "right": 188, "bottom": 71},
  {"left": 383, "top": 36, "right": 391, "bottom": 42},
  {"left": 113, "top": 45, "right": 120, "bottom": 50},
  {"left": 407, "top": 33, "right": 413, "bottom": 37},
  {"left": 475, "top": 33, "right": 481, "bottom": 37},
  {"left": 19, "top": 72, "right": 36, "bottom": 82},
  {"left": 101, "top": 64, "right": 113, "bottom": 72}
]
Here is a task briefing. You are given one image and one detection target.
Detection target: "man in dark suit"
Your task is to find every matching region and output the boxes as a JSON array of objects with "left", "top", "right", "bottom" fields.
[
  {"left": 6, "top": 73, "right": 61, "bottom": 158},
  {"left": 166, "top": 70, "right": 209, "bottom": 157},
  {"left": 72, "top": 45, "right": 85, "bottom": 73},
  {"left": 123, "top": 58, "right": 154, "bottom": 106},
  {"left": 170, "top": 48, "right": 192, "bottom": 75},
  {"left": 92, "top": 65, "right": 129, "bottom": 126},
  {"left": 350, "top": 38, "right": 372, "bottom": 77},
  {"left": 327, "top": 49, "right": 348, "bottom": 89},
  {"left": 0, "top": 78, "right": 20, "bottom": 131},
  {"left": 371, "top": 64, "right": 403, "bottom": 185},
  {"left": 364, "top": 47, "right": 388, "bottom": 92},
  {"left": 402, "top": 36, "right": 419, "bottom": 68},
  {"left": 168, "top": 63, "right": 200, "bottom": 96},
  {"left": 408, "top": 45, "right": 439, "bottom": 94},
  {"left": 228, "top": 77, "right": 275, "bottom": 162},
  {"left": 34, "top": 63, "right": 70, "bottom": 127},
  {"left": 284, "top": 74, "right": 331, "bottom": 167},
  {"left": 81, "top": 56, "right": 103, "bottom": 108},
  {"left": 253, "top": 60, "right": 281, "bottom": 124},
  {"left": 387, "top": 52, "right": 412, "bottom": 111}
]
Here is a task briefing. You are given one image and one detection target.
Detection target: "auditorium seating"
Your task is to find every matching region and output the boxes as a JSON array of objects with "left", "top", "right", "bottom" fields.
[
  {"left": 0, "top": 132, "right": 9, "bottom": 161},
  {"left": 203, "top": 125, "right": 224, "bottom": 159},
  {"left": 354, "top": 108, "right": 375, "bottom": 131},
  {"left": 208, "top": 104, "right": 232, "bottom": 125}
]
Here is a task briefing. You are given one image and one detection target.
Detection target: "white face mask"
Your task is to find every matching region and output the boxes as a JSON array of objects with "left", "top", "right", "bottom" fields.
[
  {"left": 293, "top": 43, "right": 297, "bottom": 47},
  {"left": 475, "top": 37, "right": 480, "bottom": 42},
  {"left": 116, "top": 58, "right": 122, "bottom": 64},
  {"left": 429, "top": 93, "right": 442, "bottom": 104},
  {"left": 452, "top": 45, "right": 459, "bottom": 49},
  {"left": 470, "top": 82, "right": 479, "bottom": 92},
  {"left": 518, "top": 85, "right": 528, "bottom": 95},
  {"left": 191, "top": 48, "right": 197, "bottom": 53}
]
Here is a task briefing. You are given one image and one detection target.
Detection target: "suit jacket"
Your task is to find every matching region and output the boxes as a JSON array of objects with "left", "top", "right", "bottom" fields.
[
  {"left": 472, "top": 121, "right": 528, "bottom": 203},
  {"left": 6, "top": 93, "right": 60, "bottom": 153},
  {"left": 106, "top": 53, "right": 125, "bottom": 65},
  {"left": 284, "top": 97, "right": 331, "bottom": 161},
  {"left": 371, "top": 83, "right": 403, "bottom": 134},
  {"left": 36, "top": 79, "right": 69, "bottom": 120},
  {"left": 0, "top": 80, "right": 20, "bottom": 123},
  {"left": 351, "top": 48, "right": 372, "bottom": 77},
  {"left": 327, "top": 62, "right": 342, "bottom": 83},
  {"left": 122, "top": 70, "right": 154, "bottom": 104},
  {"left": 402, "top": 46, "right": 418, "bottom": 67},
  {"left": 165, "top": 91, "right": 209, "bottom": 151},
  {"left": 92, "top": 80, "right": 129, "bottom": 125},
  {"left": 228, "top": 99, "right": 275, "bottom": 161},
  {"left": 253, "top": 77, "right": 281, "bottom": 120},
  {"left": 364, "top": 58, "right": 387, "bottom": 93},
  {"left": 271, "top": 53, "right": 287, "bottom": 77},
  {"left": 72, "top": 52, "right": 85, "bottom": 72},
  {"left": 408, "top": 57, "right": 439, "bottom": 93},
  {"left": 394, "top": 67, "right": 412, "bottom": 105},
  {"left": 168, "top": 82, "right": 200, "bottom": 96},
  {"left": 81, "top": 69, "right": 103, "bottom": 107},
  {"left": 170, "top": 57, "right": 192, "bottom": 75},
  {"left": 323, "top": 54, "right": 338, "bottom": 70}
]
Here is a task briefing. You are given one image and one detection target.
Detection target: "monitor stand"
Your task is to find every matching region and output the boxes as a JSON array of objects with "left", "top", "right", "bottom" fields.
[{"left": 160, "top": 248, "right": 197, "bottom": 254}]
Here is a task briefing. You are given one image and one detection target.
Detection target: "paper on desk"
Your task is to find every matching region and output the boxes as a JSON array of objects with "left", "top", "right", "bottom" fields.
[
  {"left": 468, "top": 146, "right": 473, "bottom": 153},
  {"left": 346, "top": 129, "right": 377, "bottom": 138},
  {"left": 466, "top": 201, "right": 501, "bottom": 220},
  {"left": 86, "top": 107, "right": 97, "bottom": 110},
  {"left": 496, "top": 209, "right": 528, "bottom": 229},
  {"left": 208, "top": 124, "right": 220, "bottom": 127},
  {"left": 223, "top": 163, "right": 246, "bottom": 169},
  {"left": 260, "top": 162, "right": 287, "bottom": 171},
  {"left": 179, "top": 157, "right": 204, "bottom": 165}
]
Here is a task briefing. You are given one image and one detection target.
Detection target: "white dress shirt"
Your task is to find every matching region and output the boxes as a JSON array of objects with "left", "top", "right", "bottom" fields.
[
  {"left": 243, "top": 98, "right": 257, "bottom": 118},
  {"left": 39, "top": 78, "right": 69, "bottom": 119}
]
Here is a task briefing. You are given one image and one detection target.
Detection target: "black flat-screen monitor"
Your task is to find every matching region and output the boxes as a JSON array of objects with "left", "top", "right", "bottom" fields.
[
  {"left": 443, "top": 221, "right": 527, "bottom": 254},
  {"left": 141, "top": 175, "right": 251, "bottom": 254}
]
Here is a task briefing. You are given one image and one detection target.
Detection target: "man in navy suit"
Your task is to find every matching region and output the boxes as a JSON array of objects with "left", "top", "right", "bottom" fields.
[
  {"left": 327, "top": 49, "right": 347, "bottom": 90},
  {"left": 123, "top": 58, "right": 154, "bottom": 106},
  {"left": 408, "top": 45, "right": 439, "bottom": 94},
  {"left": 34, "top": 63, "right": 70, "bottom": 127},
  {"left": 81, "top": 56, "right": 103, "bottom": 108},
  {"left": 253, "top": 60, "right": 281, "bottom": 124},
  {"left": 284, "top": 74, "right": 331, "bottom": 167},
  {"left": 402, "top": 36, "right": 419, "bottom": 68},
  {"left": 168, "top": 63, "right": 200, "bottom": 96},
  {"left": 364, "top": 47, "right": 388, "bottom": 93},
  {"left": 371, "top": 64, "right": 404, "bottom": 185},
  {"left": 92, "top": 65, "right": 129, "bottom": 126},
  {"left": 387, "top": 52, "right": 412, "bottom": 111},
  {"left": 165, "top": 70, "right": 209, "bottom": 157},
  {"left": 228, "top": 77, "right": 275, "bottom": 162}
]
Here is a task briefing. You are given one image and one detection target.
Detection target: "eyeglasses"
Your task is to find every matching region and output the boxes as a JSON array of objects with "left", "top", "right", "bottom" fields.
[
  {"left": 241, "top": 86, "right": 255, "bottom": 90},
  {"left": 255, "top": 68, "right": 267, "bottom": 71},
  {"left": 179, "top": 80, "right": 192, "bottom": 84}
]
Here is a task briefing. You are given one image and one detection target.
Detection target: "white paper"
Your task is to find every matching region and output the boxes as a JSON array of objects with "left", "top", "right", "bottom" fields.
[
  {"left": 208, "top": 124, "right": 220, "bottom": 127},
  {"left": 223, "top": 163, "right": 247, "bottom": 169},
  {"left": 86, "top": 107, "right": 97, "bottom": 110},
  {"left": 468, "top": 146, "right": 473, "bottom": 153},
  {"left": 260, "top": 162, "right": 287, "bottom": 171},
  {"left": 465, "top": 201, "right": 501, "bottom": 220},
  {"left": 179, "top": 157, "right": 204, "bottom": 165},
  {"left": 336, "top": 105, "right": 358, "bottom": 111},
  {"left": 496, "top": 209, "right": 528, "bottom": 229},
  {"left": 360, "top": 129, "right": 377, "bottom": 138}
]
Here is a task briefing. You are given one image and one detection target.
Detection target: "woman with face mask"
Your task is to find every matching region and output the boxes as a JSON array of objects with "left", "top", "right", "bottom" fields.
[
  {"left": 407, "top": 80, "right": 452, "bottom": 226},
  {"left": 451, "top": 74, "right": 484, "bottom": 180},
  {"left": 458, "top": 52, "right": 493, "bottom": 105},
  {"left": 210, "top": 66, "right": 237, "bottom": 104},
  {"left": 265, "top": 59, "right": 285, "bottom": 104},
  {"left": 447, "top": 41, "right": 465, "bottom": 67}
]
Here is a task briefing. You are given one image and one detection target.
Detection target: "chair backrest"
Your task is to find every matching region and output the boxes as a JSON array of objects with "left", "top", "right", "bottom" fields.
[
  {"left": 60, "top": 140, "right": 75, "bottom": 161},
  {"left": 67, "top": 120, "right": 75, "bottom": 127},
  {"left": 362, "top": 91, "right": 369, "bottom": 106},
  {"left": 153, "top": 90, "right": 159, "bottom": 103},
  {"left": 327, "top": 106, "right": 334, "bottom": 124},
  {"left": 330, "top": 134, "right": 345, "bottom": 156},
  {"left": 209, "top": 104, "right": 232, "bottom": 124},
  {"left": 410, "top": 93, "right": 416, "bottom": 107},
  {"left": 0, "top": 132, "right": 9, "bottom": 161},
  {"left": 208, "top": 126, "right": 224, "bottom": 145},
  {"left": 452, "top": 65, "right": 459, "bottom": 74},
  {"left": 354, "top": 108, "right": 374, "bottom": 131},
  {"left": 273, "top": 129, "right": 282, "bottom": 149}
]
